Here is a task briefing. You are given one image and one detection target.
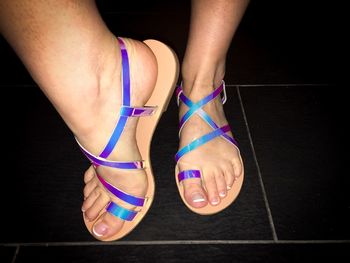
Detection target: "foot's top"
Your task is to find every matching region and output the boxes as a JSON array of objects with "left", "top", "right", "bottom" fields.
[{"left": 176, "top": 80, "right": 243, "bottom": 213}]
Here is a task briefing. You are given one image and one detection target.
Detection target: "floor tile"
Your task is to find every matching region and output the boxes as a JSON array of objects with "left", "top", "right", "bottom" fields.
[
  {"left": 240, "top": 85, "right": 350, "bottom": 239},
  {"left": 0, "top": 86, "right": 271, "bottom": 242},
  {"left": 0, "top": 246, "right": 17, "bottom": 263},
  {"left": 15, "top": 243, "right": 349, "bottom": 263}
]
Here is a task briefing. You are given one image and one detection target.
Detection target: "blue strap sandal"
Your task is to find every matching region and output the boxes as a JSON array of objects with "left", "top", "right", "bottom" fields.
[
  {"left": 175, "top": 81, "right": 244, "bottom": 215},
  {"left": 76, "top": 37, "right": 179, "bottom": 240}
]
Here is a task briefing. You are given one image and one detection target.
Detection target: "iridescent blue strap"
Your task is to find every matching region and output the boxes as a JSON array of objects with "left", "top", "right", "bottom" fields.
[
  {"left": 175, "top": 124, "right": 231, "bottom": 162},
  {"left": 178, "top": 170, "right": 201, "bottom": 182},
  {"left": 107, "top": 202, "right": 137, "bottom": 221},
  {"left": 76, "top": 139, "right": 144, "bottom": 169},
  {"left": 98, "top": 38, "right": 130, "bottom": 159},
  {"left": 120, "top": 106, "right": 157, "bottom": 117},
  {"left": 178, "top": 84, "right": 223, "bottom": 134},
  {"left": 176, "top": 81, "right": 236, "bottom": 145},
  {"left": 97, "top": 174, "right": 145, "bottom": 206}
]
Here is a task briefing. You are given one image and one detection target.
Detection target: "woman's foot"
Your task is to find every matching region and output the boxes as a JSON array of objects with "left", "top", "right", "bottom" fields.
[
  {"left": 78, "top": 37, "right": 158, "bottom": 239},
  {"left": 177, "top": 81, "right": 243, "bottom": 209}
]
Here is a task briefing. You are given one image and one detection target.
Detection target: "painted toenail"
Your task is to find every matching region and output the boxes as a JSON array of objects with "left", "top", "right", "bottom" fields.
[
  {"left": 219, "top": 191, "right": 226, "bottom": 197},
  {"left": 192, "top": 193, "right": 205, "bottom": 203},
  {"left": 211, "top": 197, "right": 220, "bottom": 205},
  {"left": 93, "top": 222, "right": 108, "bottom": 237}
]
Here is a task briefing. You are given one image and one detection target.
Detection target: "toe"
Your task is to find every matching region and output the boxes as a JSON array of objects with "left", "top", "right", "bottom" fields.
[
  {"left": 182, "top": 178, "right": 208, "bottom": 208},
  {"left": 82, "top": 187, "right": 101, "bottom": 213},
  {"left": 84, "top": 191, "right": 110, "bottom": 222},
  {"left": 224, "top": 165, "right": 235, "bottom": 189},
  {"left": 83, "top": 179, "right": 98, "bottom": 199},
  {"left": 84, "top": 166, "right": 96, "bottom": 184},
  {"left": 92, "top": 211, "right": 125, "bottom": 239},
  {"left": 203, "top": 173, "right": 220, "bottom": 206},
  {"left": 215, "top": 172, "right": 227, "bottom": 198},
  {"left": 232, "top": 155, "right": 243, "bottom": 178}
]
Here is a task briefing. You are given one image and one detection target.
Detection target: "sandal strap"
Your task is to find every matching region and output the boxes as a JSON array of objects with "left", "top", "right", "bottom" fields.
[
  {"left": 175, "top": 124, "right": 231, "bottom": 162},
  {"left": 97, "top": 174, "right": 145, "bottom": 206},
  {"left": 76, "top": 138, "right": 144, "bottom": 169},
  {"left": 120, "top": 105, "right": 157, "bottom": 117},
  {"left": 106, "top": 202, "right": 137, "bottom": 221},
  {"left": 178, "top": 83, "right": 223, "bottom": 134},
  {"left": 177, "top": 81, "right": 235, "bottom": 145},
  {"left": 175, "top": 81, "right": 239, "bottom": 162},
  {"left": 178, "top": 169, "right": 201, "bottom": 183},
  {"left": 98, "top": 38, "right": 131, "bottom": 159}
]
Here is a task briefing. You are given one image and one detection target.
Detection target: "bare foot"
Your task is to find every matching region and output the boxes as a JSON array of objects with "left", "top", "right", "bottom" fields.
[
  {"left": 78, "top": 37, "right": 157, "bottom": 239},
  {"left": 177, "top": 82, "right": 243, "bottom": 209}
]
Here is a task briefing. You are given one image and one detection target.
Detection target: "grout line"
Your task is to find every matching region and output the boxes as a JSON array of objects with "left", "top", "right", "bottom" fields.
[
  {"left": 2, "top": 240, "right": 350, "bottom": 247},
  {"left": 236, "top": 86, "right": 278, "bottom": 242},
  {"left": 11, "top": 245, "right": 20, "bottom": 263}
]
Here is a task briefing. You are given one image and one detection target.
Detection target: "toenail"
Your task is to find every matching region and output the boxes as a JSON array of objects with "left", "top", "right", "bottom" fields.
[
  {"left": 81, "top": 206, "right": 86, "bottom": 212},
  {"left": 219, "top": 191, "right": 226, "bottom": 197},
  {"left": 227, "top": 185, "right": 232, "bottom": 190},
  {"left": 93, "top": 222, "right": 108, "bottom": 237},
  {"left": 192, "top": 193, "right": 205, "bottom": 203},
  {"left": 211, "top": 197, "right": 220, "bottom": 205}
]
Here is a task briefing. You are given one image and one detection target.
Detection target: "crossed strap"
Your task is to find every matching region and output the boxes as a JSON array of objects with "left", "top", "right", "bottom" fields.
[
  {"left": 75, "top": 38, "right": 156, "bottom": 221},
  {"left": 175, "top": 81, "right": 239, "bottom": 183}
]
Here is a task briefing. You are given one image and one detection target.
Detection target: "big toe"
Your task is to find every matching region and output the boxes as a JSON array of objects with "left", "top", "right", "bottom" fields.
[
  {"left": 183, "top": 178, "right": 208, "bottom": 208},
  {"left": 92, "top": 211, "right": 125, "bottom": 239}
]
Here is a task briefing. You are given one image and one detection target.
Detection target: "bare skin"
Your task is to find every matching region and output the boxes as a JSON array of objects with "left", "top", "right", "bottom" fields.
[
  {"left": 0, "top": 0, "right": 249, "bottom": 239},
  {"left": 0, "top": 0, "right": 157, "bottom": 239},
  {"left": 178, "top": 0, "right": 249, "bottom": 208}
]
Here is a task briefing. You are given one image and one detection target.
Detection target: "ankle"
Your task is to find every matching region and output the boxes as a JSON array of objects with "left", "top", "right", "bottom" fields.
[
  {"left": 181, "top": 60, "right": 225, "bottom": 98},
  {"left": 61, "top": 37, "right": 122, "bottom": 138}
]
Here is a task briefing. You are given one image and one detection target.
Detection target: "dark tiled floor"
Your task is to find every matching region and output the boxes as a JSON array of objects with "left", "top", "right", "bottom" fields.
[
  {"left": 13, "top": 243, "right": 350, "bottom": 263},
  {"left": 240, "top": 86, "right": 350, "bottom": 240},
  {"left": 0, "top": 247, "right": 16, "bottom": 263},
  {"left": 0, "top": 87, "right": 271, "bottom": 242},
  {"left": 1, "top": 0, "right": 348, "bottom": 262}
]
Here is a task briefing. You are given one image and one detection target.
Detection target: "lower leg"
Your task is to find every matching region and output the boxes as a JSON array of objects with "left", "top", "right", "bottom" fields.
[
  {"left": 177, "top": 0, "right": 248, "bottom": 209},
  {"left": 182, "top": 0, "right": 249, "bottom": 94},
  {"left": 0, "top": 0, "right": 118, "bottom": 136}
]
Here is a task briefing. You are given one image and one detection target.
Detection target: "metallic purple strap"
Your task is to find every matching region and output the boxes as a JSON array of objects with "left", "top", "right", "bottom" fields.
[
  {"left": 107, "top": 202, "right": 137, "bottom": 221},
  {"left": 97, "top": 174, "right": 145, "bottom": 206},
  {"left": 178, "top": 84, "right": 223, "bottom": 133},
  {"left": 176, "top": 82, "right": 236, "bottom": 145},
  {"left": 175, "top": 124, "right": 231, "bottom": 162},
  {"left": 120, "top": 106, "right": 157, "bottom": 117},
  {"left": 76, "top": 138, "right": 144, "bottom": 169},
  {"left": 178, "top": 170, "right": 201, "bottom": 182},
  {"left": 98, "top": 37, "right": 130, "bottom": 159},
  {"left": 118, "top": 38, "right": 131, "bottom": 107},
  {"left": 175, "top": 81, "right": 239, "bottom": 165}
]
